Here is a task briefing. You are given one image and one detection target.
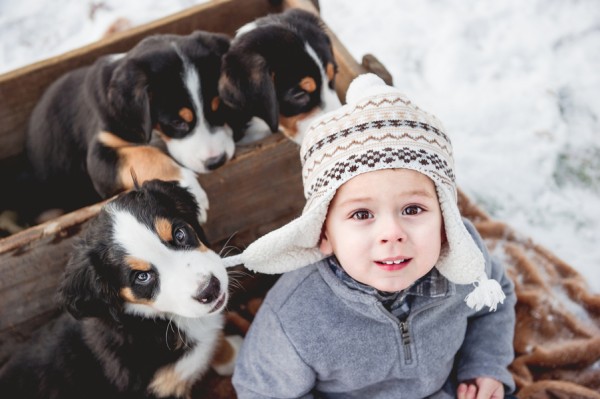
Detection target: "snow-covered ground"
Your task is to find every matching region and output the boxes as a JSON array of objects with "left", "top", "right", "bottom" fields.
[{"left": 1, "top": 0, "right": 598, "bottom": 291}]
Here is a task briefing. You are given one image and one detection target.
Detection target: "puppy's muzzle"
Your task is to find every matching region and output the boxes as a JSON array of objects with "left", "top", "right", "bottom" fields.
[
  {"left": 205, "top": 153, "right": 227, "bottom": 171},
  {"left": 194, "top": 275, "right": 222, "bottom": 304}
]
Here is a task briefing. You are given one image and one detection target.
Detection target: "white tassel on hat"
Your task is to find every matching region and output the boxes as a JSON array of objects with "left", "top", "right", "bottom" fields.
[{"left": 464, "top": 273, "right": 506, "bottom": 312}]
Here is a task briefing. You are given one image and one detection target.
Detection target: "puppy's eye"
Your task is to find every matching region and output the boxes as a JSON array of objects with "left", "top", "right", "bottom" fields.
[
  {"left": 283, "top": 87, "right": 311, "bottom": 108},
  {"left": 134, "top": 271, "right": 154, "bottom": 285},
  {"left": 170, "top": 119, "right": 189, "bottom": 131},
  {"left": 291, "top": 89, "right": 310, "bottom": 104},
  {"left": 174, "top": 227, "right": 187, "bottom": 244}
]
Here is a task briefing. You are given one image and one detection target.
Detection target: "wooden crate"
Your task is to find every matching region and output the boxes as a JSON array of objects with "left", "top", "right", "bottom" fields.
[{"left": 0, "top": 0, "right": 366, "bottom": 366}]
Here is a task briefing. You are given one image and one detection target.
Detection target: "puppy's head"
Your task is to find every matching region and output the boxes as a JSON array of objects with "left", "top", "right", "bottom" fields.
[
  {"left": 219, "top": 9, "right": 342, "bottom": 145},
  {"left": 107, "top": 31, "right": 239, "bottom": 173},
  {"left": 60, "top": 179, "right": 228, "bottom": 322}
]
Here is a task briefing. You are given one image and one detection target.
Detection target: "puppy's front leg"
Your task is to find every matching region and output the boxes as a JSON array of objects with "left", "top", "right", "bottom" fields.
[
  {"left": 89, "top": 132, "right": 209, "bottom": 223},
  {"left": 211, "top": 334, "right": 244, "bottom": 376},
  {"left": 177, "top": 167, "right": 209, "bottom": 224}
]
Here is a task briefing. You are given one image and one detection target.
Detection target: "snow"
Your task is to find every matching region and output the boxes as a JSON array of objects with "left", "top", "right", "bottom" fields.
[{"left": 0, "top": 0, "right": 598, "bottom": 291}]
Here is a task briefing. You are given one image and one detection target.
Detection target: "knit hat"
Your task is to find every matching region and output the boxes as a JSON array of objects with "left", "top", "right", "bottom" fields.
[{"left": 224, "top": 73, "right": 505, "bottom": 311}]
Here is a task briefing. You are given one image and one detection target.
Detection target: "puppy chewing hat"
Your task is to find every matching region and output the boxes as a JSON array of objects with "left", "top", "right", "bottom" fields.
[{"left": 224, "top": 73, "right": 505, "bottom": 311}]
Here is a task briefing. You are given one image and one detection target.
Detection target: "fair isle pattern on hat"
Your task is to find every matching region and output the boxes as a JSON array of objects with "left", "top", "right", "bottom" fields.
[
  {"left": 300, "top": 88, "right": 456, "bottom": 213},
  {"left": 224, "top": 73, "right": 505, "bottom": 312},
  {"left": 307, "top": 146, "right": 453, "bottom": 206},
  {"left": 302, "top": 116, "right": 452, "bottom": 163}
]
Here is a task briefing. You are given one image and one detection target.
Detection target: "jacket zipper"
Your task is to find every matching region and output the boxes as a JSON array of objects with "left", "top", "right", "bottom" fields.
[
  {"left": 399, "top": 320, "right": 412, "bottom": 364},
  {"left": 378, "top": 296, "right": 449, "bottom": 366}
]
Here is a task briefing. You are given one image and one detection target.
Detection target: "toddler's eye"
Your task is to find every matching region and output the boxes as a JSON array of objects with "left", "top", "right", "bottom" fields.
[
  {"left": 351, "top": 210, "right": 372, "bottom": 220},
  {"left": 403, "top": 206, "right": 423, "bottom": 216}
]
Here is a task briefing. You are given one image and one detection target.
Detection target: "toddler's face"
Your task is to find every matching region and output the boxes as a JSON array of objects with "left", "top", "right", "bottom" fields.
[{"left": 319, "top": 169, "right": 443, "bottom": 292}]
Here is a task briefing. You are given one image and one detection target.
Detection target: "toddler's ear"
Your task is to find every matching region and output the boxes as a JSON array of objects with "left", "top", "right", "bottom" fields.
[
  {"left": 318, "top": 231, "right": 333, "bottom": 255},
  {"left": 441, "top": 221, "right": 447, "bottom": 244}
]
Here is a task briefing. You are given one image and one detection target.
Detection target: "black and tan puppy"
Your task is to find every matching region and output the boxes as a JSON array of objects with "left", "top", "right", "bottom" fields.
[
  {"left": 0, "top": 179, "right": 241, "bottom": 399},
  {"left": 26, "top": 31, "right": 241, "bottom": 221},
  {"left": 219, "top": 9, "right": 342, "bottom": 145}
]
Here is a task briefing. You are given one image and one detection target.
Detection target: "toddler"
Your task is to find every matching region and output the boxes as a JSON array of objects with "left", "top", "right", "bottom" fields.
[{"left": 226, "top": 74, "right": 516, "bottom": 399}]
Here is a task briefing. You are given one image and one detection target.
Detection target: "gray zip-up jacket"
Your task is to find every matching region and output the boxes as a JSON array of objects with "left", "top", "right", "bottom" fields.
[{"left": 233, "top": 221, "right": 516, "bottom": 398}]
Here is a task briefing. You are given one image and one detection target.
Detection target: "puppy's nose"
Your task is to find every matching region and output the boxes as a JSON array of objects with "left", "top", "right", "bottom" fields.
[
  {"left": 205, "top": 153, "right": 227, "bottom": 171},
  {"left": 194, "top": 275, "right": 221, "bottom": 304}
]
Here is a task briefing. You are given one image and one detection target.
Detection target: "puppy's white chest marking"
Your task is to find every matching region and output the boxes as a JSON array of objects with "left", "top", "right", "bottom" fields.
[{"left": 175, "top": 315, "right": 224, "bottom": 379}]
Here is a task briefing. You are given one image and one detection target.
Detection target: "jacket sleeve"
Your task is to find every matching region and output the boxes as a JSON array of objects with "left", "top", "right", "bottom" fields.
[
  {"left": 232, "top": 301, "right": 316, "bottom": 399},
  {"left": 455, "top": 220, "right": 517, "bottom": 393}
]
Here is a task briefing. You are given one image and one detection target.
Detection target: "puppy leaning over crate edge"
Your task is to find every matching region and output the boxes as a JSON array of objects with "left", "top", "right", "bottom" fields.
[
  {"left": 24, "top": 30, "right": 245, "bottom": 223},
  {"left": 219, "top": 8, "right": 342, "bottom": 145},
  {"left": 0, "top": 179, "right": 242, "bottom": 399}
]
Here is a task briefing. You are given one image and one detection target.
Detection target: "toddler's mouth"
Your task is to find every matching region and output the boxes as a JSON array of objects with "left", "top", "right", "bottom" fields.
[{"left": 375, "top": 258, "right": 411, "bottom": 271}]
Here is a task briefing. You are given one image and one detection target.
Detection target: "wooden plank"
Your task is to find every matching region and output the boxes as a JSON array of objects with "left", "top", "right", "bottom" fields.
[
  {"left": 199, "top": 135, "right": 305, "bottom": 248},
  {"left": 0, "top": 0, "right": 281, "bottom": 161}
]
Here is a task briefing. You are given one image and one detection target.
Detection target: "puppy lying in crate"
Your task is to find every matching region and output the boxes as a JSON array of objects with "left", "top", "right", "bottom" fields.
[
  {"left": 219, "top": 8, "right": 342, "bottom": 145},
  {"left": 0, "top": 179, "right": 241, "bottom": 399},
  {"left": 25, "top": 30, "right": 244, "bottom": 221}
]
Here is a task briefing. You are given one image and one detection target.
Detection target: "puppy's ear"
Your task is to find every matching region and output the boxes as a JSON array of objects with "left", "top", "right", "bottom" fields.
[
  {"left": 59, "top": 243, "right": 122, "bottom": 322},
  {"left": 204, "top": 31, "right": 231, "bottom": 56},
  {"left": 107, "top": 60, "right": 152, "bottom": 143},
  {"left": 219, "top": 52, "right": 279, "bottom": 132}
]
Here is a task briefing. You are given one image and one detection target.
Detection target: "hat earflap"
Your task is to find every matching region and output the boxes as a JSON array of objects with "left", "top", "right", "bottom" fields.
[
  {"left": 435, "top": 184, "right": 505, "bottom": 311},
  {"left": 222, "top": 195, "right": 331, "bottom": 273}
]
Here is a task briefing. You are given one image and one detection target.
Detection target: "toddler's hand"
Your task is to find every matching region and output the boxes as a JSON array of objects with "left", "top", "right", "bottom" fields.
[{"left": 457, "top": 377, "right": 504, "bottom": 399}]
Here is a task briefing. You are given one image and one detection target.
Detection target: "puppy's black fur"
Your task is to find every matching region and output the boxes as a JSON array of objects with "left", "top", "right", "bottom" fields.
[
  {"left": 219, "top": 9, "right": 341, "bottom": 144},
  {"left": 0, "top": 180, "right": 232, "bottom": 399}
]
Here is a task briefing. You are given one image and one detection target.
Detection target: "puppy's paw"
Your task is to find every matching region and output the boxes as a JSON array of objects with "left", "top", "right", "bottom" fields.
[
  {"left": 236, "top": 117, "right": 272, "bottom": 145},
  {"left": 178, "top": 168, "right": 209, "bottom": 224},
  {"left": 211, "top": 335, "right": 244, "bottom": 376}
]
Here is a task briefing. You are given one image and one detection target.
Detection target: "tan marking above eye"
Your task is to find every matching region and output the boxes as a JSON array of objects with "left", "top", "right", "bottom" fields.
[
  {"left": 155, "top": 218, "right": 173, "bottom": 242},
  {"left": 211, "top": 96, "right": 220, "bottom": 112},
  {"left": 125, "top": 256, "right": 152, "bottom": 271},
  {"left": 326, "top": 63, "right": 335, "bottom": 81},
  {"left": 300, "top": 77, "right": 316, "bottom": 93},
  {"left": 178, "top": 107, "right": 194, "bottom": 123}
]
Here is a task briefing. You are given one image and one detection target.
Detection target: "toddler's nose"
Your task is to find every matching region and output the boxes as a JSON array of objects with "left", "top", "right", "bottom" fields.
[{"left": 379, "top": 218, "right": 407, "bottom": 243}]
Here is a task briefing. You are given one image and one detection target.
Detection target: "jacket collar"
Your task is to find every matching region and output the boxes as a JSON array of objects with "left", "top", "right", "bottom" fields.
[{"left": 318, "top": 256, "right": 455, "bottom": 312}]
